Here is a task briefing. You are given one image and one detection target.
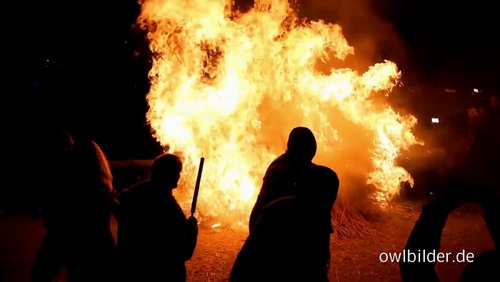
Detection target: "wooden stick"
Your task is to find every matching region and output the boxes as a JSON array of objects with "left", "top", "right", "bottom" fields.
[{"left": 191, "top": 157, "right": 205, "bottom": 216}]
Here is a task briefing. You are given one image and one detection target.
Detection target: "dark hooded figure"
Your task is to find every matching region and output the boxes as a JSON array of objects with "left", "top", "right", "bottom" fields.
[
  {"left": 230, "top": 165, "right": 339, "bottom": 282},
  {"left": 31, "top": 139, "right": 118, "bottom": 282},
  {"left": 249, "top": 126, "right": 317, "bottom": 230},
  {"left": 116, "top": 153, "right": 198, "bottom": 282}
]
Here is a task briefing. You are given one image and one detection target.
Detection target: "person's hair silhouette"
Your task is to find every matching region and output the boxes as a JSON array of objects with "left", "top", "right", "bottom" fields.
[{"left": 31, "top": 138, "right": 118, "bottom": 282}]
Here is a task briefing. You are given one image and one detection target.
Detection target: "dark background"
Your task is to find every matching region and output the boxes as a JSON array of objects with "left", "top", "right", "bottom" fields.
[
  {"left": 21, "top": 0, "right": 158, "bottom": 160},
  {"left": 20, "top": 0, "right": 500, "bottom": 160}
]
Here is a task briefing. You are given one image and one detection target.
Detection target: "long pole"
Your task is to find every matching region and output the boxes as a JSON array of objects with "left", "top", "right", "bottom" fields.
[{"left": 191, "top": 157, "right": 205, "bottom": 217}]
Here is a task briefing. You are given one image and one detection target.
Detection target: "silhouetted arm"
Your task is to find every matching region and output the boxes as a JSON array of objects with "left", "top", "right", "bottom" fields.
[
  {"left": 249, "top": 177, "right": 276, "bottom": 231},
  {"left": 181, "top": 216, "right": 198, "bottom": 261},
  {"left": 249, "top": 194, "right": 266, "bottom": 232}
]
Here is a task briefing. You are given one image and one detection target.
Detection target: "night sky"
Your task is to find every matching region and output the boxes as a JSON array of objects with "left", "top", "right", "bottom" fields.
[
  {"left": 382, "top": 0, "right": 499, "bottom": 88},
  {"left": 22, "top": 0, "right": 500, "bottom": 160}
]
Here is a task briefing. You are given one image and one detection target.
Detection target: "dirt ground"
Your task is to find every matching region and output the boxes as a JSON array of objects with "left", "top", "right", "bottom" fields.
[{"left": 0, "top": 200, "right": 494, "bottom": 282}]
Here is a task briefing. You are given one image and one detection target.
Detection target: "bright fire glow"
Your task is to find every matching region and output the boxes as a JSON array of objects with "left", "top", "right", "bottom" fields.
[{"left": 138, "top": 0, "right": 419, "bottom": 227}]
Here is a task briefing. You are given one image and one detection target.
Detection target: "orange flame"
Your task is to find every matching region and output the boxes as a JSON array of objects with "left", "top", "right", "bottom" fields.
[{"left": 138, "top": 0, "right": 419, "bottom": 227}]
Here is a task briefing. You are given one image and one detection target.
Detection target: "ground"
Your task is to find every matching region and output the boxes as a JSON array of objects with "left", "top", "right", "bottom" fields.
[{"left": 0, "top": 200, "right": 494, "bottom": 282}]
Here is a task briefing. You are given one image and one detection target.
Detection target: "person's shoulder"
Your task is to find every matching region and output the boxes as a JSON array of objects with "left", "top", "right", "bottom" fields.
[
  {"left": 267, "top": 154, "right": 289, "bottom": 167},
  {"left": 314, "top": 165, "right": 339, "bottom": 180},
  {"left": 264, "top": 154, "right": 291, "bottom": 175}
]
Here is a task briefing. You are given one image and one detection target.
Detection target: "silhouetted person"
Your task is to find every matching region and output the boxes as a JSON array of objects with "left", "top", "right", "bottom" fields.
[
  {"left": 249, "top": 126, "right": 317, "bottom": 230},
  {"left": 31, "top": 139, "right": 118, "bottom": 282},
  {"left": 231, "top": 164, "right": 339, "bottom": 282},
  {"left": 400, "top": 183, "right": 500, "bottom": 282},
  {"left": 116, "top": 153, "right": 198, "bottom": 282}
]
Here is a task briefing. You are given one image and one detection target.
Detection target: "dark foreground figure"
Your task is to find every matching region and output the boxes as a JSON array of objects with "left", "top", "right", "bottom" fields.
[
  {"left": 31, "top": 134, "right": 117, "bottom": 282},
  {"left": 116, "top": 153, "right": 198, "bottom": 282},
  {"left": 400, "top": 182, "right": 500, "bottom": 282},
  {"left": 231, "top": 164, "right": 339, "bottom": 282}
]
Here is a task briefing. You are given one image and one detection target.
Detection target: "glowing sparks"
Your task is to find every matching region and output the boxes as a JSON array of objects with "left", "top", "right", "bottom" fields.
[{"left": 139, "top": 0, "right": 419, "bottom": 227}]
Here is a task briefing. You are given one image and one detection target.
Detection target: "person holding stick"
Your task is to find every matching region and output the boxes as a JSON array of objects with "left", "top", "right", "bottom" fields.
[{"left": 116, "top": 153, "right": 200, "bottom": 282}]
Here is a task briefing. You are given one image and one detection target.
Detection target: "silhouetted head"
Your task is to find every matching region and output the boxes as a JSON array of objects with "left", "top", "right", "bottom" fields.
[
  {"left": 150, "top": 154, "right": 183, "bottom": 189},
  {"left": 286, "top": 127, "right": 317, "bottom": 162}
]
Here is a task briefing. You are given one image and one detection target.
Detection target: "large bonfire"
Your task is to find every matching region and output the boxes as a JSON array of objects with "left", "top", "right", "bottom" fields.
[{"left": 137, "top": 0, "right": 419, "bottom": 228}]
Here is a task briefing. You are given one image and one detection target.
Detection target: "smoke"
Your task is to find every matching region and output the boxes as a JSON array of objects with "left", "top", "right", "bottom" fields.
[
  {"left": 294, "top": 0, "right": 470, "bottom": 202},
  {"left": 296, "top": 0, "right": 407, "bottom": 73},
  {"left": 295, "top": 0, "right": 490, "bottom": 202}
]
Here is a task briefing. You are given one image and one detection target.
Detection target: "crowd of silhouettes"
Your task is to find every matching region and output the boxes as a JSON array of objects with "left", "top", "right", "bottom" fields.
[
  {"left": 28, "top": 130, "right": 199, "bottom": 282},
  {"left": 26, "top": 123, "right": 500, "bottom": 281},
  {"left": 27, "top": 126, "right": 340, "bottom": 281}
]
